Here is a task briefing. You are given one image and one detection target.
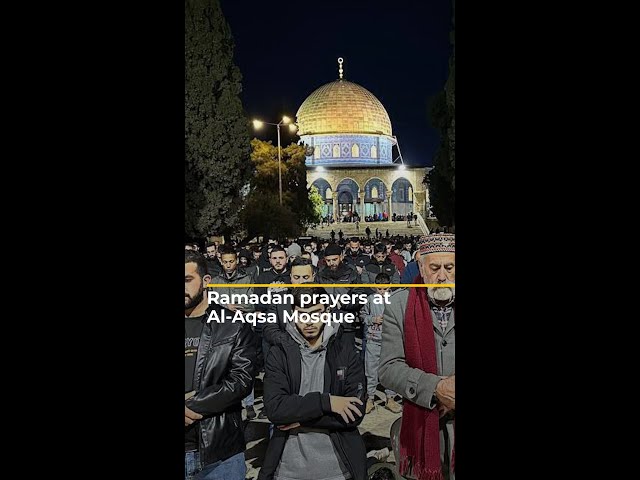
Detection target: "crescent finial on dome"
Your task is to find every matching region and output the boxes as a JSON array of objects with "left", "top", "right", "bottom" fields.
[{"left": 338, "top": 57, "right": 344, "bottom": 79}]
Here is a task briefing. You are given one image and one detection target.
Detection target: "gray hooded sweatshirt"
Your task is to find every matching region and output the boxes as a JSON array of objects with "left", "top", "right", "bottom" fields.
[{"left": 274, "top": 321, "right": 351, "bottom": 480}]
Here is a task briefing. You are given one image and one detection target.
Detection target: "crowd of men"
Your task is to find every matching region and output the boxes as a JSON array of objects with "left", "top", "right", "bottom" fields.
[
  {"left": 315, "top": 211, "right": 430, "bottom": 227},
  {"left": 185, "top": 231, "right": 455, "bottom": 480}
]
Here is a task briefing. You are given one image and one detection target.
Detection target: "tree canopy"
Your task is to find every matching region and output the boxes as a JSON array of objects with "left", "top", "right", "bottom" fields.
[
  {"left": 242, "top": 139, "right": 320, "bottom": 240},
  {"left": 185, "top": 0, "right": 253, "bottom": 239}
]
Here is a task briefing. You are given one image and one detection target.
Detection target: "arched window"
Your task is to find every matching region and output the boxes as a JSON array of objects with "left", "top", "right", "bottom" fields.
[
  {"left": 351, "top": 144, "right": 359, "bottom": 157},
  {"left": 371, "top": 186, "right": 378, "bottom": 198},
  {"left": 333, "top": 144, "right": 340, "bottom": 158},
  {"left": 314, "top": 146, "right": 320, "bottom": 159},
  {"left": 325, "top": 187, "right": 333, "bottom": 199},
  {"left": 371, "top": 145, "right": 377, "bottom": 158}
]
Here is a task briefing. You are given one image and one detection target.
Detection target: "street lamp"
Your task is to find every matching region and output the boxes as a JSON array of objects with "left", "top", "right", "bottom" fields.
[{"left": 252, "top": 116, "right": 296, "bottom": 206}]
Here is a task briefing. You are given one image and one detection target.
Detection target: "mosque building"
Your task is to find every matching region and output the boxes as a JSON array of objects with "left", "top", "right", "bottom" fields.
[{"left": 296, "top": 58, "right": 431, "bottom": 225}]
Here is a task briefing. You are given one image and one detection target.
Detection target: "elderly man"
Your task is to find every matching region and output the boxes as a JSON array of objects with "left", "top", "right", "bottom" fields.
[{"left": 379, "top": 233, "right": 455, "bottom": 480}]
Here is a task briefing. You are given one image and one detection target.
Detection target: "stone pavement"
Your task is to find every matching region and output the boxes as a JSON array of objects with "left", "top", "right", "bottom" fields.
[
  {"left": 305, "top": 219, "right": 426, "bottom": 239},
  {"left": 242, "top": 374, "right": 402, "bottom": 479}
]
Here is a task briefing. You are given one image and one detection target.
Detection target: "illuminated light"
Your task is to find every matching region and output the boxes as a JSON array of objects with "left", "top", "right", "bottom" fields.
[
  {"left": 282, "top": 116, "right": 291, "bottom": 124},
  {"left": 252, "top": 120, "right": 264, "bottom": 129},
  {"left": 398, "top": 165, "right": 406, "bottom": 171}
]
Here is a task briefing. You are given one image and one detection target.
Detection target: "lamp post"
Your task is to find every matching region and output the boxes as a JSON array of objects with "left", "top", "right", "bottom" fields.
[{"left": 252, "top": 116, "right": 297, "bottom": 206}]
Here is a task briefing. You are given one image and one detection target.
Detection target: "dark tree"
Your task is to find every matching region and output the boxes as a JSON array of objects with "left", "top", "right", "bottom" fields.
[
  {"left": 426, "top": 0, "right": 455, "bottom": 226},
  {"left": 185, "top": 0, "right": 253, "bottom": 239}
]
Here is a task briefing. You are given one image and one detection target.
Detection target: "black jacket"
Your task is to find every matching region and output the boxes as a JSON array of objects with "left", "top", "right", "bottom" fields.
[
  {"left": 344, "top": 253, "right": 371, "bottom": 269},
  {"left": 316, "top": 263, "right": 366, "bottom": 314},
  {"left": 316, "top": 263, "right": 360, "bottom": 291},
  {"left": 185, "top": 305, "right": 258, "bottom": 466},
  {"left": 262, "top": 299, "right": 294, "bottom": 348},
  {"left": 205, "top": 256, "right": 222, "bottom": 277},
  {"left": 258, "top": 246, "right": 272, "bottom": 271},
  {"left": 253, "top": 267, "right": 291, "bottom": 310},
  {"left": 345, "top": 248, "right": 363, "bottom": 257},
  {"left": 244, "top": 263, "right": 259, "bottom": 279},
  {"left": 258, "top": 326, "right": 367, "bottom": 480},
  {"left": 360, "top": 259, "right": 400, "bottom": 284}
]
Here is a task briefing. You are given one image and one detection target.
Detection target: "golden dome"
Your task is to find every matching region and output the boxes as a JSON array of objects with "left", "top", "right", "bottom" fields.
[{"left": 296, "top": 80, "right": 392, "bottom": 136}]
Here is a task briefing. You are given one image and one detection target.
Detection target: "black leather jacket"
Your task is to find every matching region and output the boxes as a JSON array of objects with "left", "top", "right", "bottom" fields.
[{"left": 185, "top": 305, "right": 258, "bottom": 466}]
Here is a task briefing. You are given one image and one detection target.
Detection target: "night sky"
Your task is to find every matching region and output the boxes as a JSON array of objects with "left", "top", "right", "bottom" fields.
[{"left": 219, "top": 0, "right": 452, "bottom": 167}]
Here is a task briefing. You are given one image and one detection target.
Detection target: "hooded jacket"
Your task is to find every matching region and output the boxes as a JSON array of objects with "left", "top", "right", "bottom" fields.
[
  {"left": 209, "top": 267, "right": 255, "bottom": 312},
  {"left": 274, "top": 321, "right": 349, "bottom": 480},
  {"left": 258, "top": 324, "right": 367, "bottom": 480},
  {"left": 359, "top": 259, "right": 400, "bottom": 285}
]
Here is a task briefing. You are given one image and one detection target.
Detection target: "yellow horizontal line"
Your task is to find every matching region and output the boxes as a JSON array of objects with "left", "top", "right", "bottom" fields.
[{"left": 207, "top": 284, "right": 454, "bottom": 288}]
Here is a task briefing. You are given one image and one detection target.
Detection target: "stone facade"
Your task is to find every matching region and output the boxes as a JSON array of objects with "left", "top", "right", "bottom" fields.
[{"left": 308, "top": 166, "right": 430, "bottom": 221}]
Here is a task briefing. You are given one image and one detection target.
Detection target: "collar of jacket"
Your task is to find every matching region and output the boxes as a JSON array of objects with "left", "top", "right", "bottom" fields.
[
  {"left": 222, "top": 268, "right": 248, "bottom": 281},
  {"left": 366, "top": 259, "right": 392, "bottom": 270},
  {"left": 320, "top": 263, "right": 353, "bottom": 280},
  {"left": 269, "top": 267, "right": 289, "bottom": 276},
  {"left": 280, "top": 322, "right": 343, "bottom": 349}
]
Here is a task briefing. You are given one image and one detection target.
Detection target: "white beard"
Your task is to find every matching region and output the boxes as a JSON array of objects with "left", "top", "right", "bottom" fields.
[{"left": 427, "top": 286, "right": 455, "bottom": 304}]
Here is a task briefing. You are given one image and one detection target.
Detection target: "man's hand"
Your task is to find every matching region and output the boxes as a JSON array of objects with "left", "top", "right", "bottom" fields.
[
  {"left": 185, "top": 406, "right": 203, "bottom": 426},
  {"left": 226, "top": 304, "right": 239, "bottom": 312},
  {"left": 277, "top": 422, "right": 301, "bottom": 431},
  {"left": 329, "top": 396, "right": 363, "bottom": 423},
  {"left": 435, "top": 375, "right": 455, "bottom": 410},
  {"left": 373, "top": 316, "right": 383, "bottom": 325}
]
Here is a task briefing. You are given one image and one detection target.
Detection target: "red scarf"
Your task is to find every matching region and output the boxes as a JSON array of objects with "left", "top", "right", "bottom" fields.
[{"left": 398, "top": 277, "right": 445, "bottom": 480}]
